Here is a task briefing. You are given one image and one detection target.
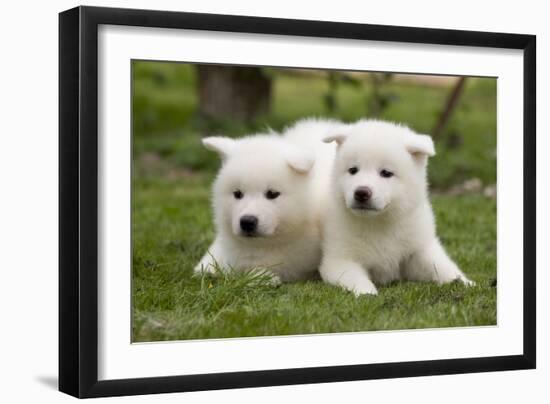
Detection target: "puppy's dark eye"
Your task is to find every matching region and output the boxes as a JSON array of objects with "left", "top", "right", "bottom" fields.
[
  {"left": 348, "top": 167, "right": 359, "bottom": 175},
  {"left": 380, "top": 169, "right": 394, "bottom": 178},
  {"left": 233, "top": 190, "right": 244, "bottom": 199},
  {"left": 265, "top": 190, "right": 280, "bottom": 200}
]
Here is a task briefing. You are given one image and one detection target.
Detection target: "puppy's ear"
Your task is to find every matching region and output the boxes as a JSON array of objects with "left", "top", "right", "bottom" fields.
[
  {"left": 323, "top": 134, "right": 348, "bottom": 145},
  {"left": 405, "top": 134, "right": 436, "bottom": 158},
  {"left": 202, "top": 137, "right": 236, "bottom": 160},
  {"left": 284, "top": 146, "right": 314, "bottom": 174}
]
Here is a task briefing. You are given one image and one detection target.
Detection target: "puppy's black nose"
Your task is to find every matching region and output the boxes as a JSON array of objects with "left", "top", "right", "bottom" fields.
[
  {"left": 354, "top": 186, "right": 372, "bottom": 203},
  {"left": 240, "top": 215, "right": 258, "bottom": 233}
]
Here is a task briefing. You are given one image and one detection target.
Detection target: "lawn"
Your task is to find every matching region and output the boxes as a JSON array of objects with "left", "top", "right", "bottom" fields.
[
  {"left": 132, "top": 172, "right": 496, "bottom": 342},
  {"left": 131, "top": 61, "right": 497, "bottom": 342}
]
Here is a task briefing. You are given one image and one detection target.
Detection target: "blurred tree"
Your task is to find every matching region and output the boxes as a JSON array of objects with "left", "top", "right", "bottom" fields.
[
  {"left": 324, "top": 70, "right": 398, "bottom": 118},
  {"left": 323, "top": 71, "right": 339, "bottom": 113},
  {"left": 197, "top": 65, "right": 272, "bottom": 123},
  {"left": 432, "top": 77, "right": 467, "bottom": 139},
  {"left": 323, "top": 71, "right": 362, "bottom": 114},
  {"left": 368, "top": 73, "right": 396, "bottom": 117}
]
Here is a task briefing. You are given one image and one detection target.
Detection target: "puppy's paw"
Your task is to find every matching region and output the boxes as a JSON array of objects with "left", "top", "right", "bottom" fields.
[
  {"left": 267, "top": 273, "right": 282, "bottom": 286},
  {"left": 247, "top": 268, "right": 282, "bottom": 286},
  {"left": 352, "top": 281, "right": 379, "bottom": 296},
  {"left": 337, "top": 275, "right": 378, "bottom": 296},
  {"left": 320, "top": 260, "right": 378, "bottom": 297},
  {"left": 460, "top": 276, "right": 476, "bottom": 287},
  {"left": 193, "top": 262, "right": 217, "bottom": 276}
]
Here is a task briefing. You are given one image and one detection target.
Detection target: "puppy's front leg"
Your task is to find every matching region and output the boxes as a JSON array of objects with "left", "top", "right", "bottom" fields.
[
  {"left": 194, "top": 237, "right": 228, "bottom": 275},
  {"left": 404, "top": 238, "right": 474, "bottom": 286},
  {"left": 320, "top": 256, "right": 378, "bottom": 296}
]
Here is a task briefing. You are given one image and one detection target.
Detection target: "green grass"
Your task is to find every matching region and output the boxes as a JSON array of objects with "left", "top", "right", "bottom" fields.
[
  {"left": 131, "top": 61, "right": 497, "bottom": 342},
  {"left": 132, "top": 173, "right": 496, "bottom": 342}
]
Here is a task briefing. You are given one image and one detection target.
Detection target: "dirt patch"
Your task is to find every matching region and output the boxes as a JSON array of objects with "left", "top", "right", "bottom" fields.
[
  {"left": 434, "top": 178, "right": 496, "bottom": 199},
  {"left": 134, "top": 152, "right": 196, "bottom": 180}
]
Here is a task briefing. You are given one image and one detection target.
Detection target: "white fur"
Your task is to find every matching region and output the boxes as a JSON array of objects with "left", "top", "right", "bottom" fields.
[
  {"left": 195, "top": 122, "right": 336, "bottom": 282},
  {"left": 319, "top": 119, "right": 474, "bottom": 296}
]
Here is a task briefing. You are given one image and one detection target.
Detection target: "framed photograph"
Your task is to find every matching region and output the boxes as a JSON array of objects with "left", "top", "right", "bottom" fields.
[{"left": 59, "top": 6, "right": 536, "bottom": 398}]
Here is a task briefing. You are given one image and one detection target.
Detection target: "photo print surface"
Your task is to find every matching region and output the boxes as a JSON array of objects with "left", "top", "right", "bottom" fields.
[{"left": 131, "top": 60, "right": 497, "bottom": 342}]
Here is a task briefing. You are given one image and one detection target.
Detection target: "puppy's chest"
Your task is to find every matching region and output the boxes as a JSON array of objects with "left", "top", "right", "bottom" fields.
[
  {"left": 349, "top": 225, "right": 416, "bottom": 269},
  {"left": 232, "top": 237, "right": 320, "bottom": 274}
]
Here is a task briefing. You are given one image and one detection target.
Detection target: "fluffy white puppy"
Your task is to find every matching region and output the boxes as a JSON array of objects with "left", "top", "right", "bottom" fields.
[
  {"left": 195, "top": 129, "right": 326, "bottom": 282},
  {"left": 320, "top": 120, "right": 473, "bottom": 295}
]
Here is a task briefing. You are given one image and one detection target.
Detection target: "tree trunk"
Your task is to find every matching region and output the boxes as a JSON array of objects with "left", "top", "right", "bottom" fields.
[
  {"left": 197, "top": 65, "right": 272, "bottom": 123},
  {"left": 432, "top": 77, "right": 467, "bottom": 139}
]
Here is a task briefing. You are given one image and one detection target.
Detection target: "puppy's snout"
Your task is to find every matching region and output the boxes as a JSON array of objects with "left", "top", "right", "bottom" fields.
[
  {"left": 240, "top": 215, "right": 258, "bottom": 233},
  {"left": 354, "top": 186, "right": 372, "bottom": 203}
]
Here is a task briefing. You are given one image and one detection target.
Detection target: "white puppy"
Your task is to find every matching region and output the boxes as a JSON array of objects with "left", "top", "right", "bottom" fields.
[
  {"left": 320, "top": 120, "right": 473, "bottom": 295},
  {"left": 195, "top": 129, "right": 327, "bottom": 282}
]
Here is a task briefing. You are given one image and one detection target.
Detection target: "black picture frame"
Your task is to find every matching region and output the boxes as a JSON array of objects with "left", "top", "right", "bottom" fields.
[{"left": 59, "top": 5, "right": 536, "bottom": 398}]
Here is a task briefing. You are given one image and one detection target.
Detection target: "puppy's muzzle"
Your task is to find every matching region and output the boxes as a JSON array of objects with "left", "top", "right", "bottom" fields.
[{"left": 240, "top": 215, "right": 258, "bottom": 236}]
